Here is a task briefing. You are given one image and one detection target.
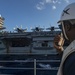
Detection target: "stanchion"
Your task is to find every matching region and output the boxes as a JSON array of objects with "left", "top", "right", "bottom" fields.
[{"left": 34, "top": 59, "right": 36, "bottom": 75}]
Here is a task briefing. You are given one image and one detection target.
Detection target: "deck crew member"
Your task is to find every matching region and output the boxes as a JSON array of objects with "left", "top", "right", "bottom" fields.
[{"left": 54, "top": 3, "right": 75, "bottom": 75}]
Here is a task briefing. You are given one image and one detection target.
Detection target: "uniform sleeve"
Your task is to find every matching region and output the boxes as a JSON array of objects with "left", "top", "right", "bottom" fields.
[{"left": 63, "top": 52, "right": 75, "bottom": 75}]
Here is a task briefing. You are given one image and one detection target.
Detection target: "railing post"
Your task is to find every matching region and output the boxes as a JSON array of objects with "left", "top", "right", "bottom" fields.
[{"left": 34, "top": 59, "right": 36, "bottom": 75}]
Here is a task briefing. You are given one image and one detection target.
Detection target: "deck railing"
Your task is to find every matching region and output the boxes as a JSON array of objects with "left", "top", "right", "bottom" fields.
[{"left": 0, "top": 58, "right": 60, "bottom": 75}]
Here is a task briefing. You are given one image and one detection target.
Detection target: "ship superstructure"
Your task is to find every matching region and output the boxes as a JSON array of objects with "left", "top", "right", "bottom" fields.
[
  {"left": 0, "top": 26, "right": 61, "bottom": 54},
  {"left": 0, "top": 16, "right": 65, "bottom": 75}
]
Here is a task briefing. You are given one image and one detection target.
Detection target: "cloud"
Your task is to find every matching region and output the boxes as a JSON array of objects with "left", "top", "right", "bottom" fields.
[
  {"left": 64, "top": 0, "right": 70, "bottom": 3},
  {"left": 45, "top": 0, "right": 52, "bottom": 3},
  {"left": 36, "top": 0, "right": 70, "bottom": 10},
  {"left": 36, "top": 4, "right": 44, "bottom": 10},
  {"left": 36, "top": 2, "right": 45, "bottom": 10},
  {"left": 52, "top": 5, "right": 56, "bottom": 9},
  {"left": 45, "top": 0, "right": 61, "bottom": 4}
]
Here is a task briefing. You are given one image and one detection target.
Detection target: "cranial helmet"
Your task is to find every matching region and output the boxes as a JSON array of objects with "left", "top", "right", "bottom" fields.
[
  {"left": 58, "top": 3, "right": 75, "bottom": 40},
  {"left": 58, "top": 3, "right": 75, "bottom": 23}
]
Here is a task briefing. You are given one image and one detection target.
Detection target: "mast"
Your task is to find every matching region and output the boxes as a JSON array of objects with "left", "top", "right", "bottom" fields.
[
  {"left": 0, "top": 14, "right": 5, "bottom": 30},
  {"left": 0, "top": 15, "right": 9, "bottom": 53}
]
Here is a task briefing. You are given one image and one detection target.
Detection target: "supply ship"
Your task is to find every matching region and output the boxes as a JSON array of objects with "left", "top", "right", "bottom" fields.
[{"left": 0, "top": 16, "right": 69, "bottom": 75}]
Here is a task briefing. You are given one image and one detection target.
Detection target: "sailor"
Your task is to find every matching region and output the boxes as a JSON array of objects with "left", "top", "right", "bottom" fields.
[{"left": 54, "top": 3, "right": 75, "bottom": 75}]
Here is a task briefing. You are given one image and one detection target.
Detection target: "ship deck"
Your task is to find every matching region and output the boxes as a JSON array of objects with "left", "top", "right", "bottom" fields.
[{"left": 0, "top": 54, "right": 61, "bottom": 75}]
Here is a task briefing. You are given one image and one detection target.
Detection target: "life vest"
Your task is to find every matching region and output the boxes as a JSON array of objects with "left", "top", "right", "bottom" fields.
[{"left": 57, "top": 40, "right": 75, "bottom": 75}]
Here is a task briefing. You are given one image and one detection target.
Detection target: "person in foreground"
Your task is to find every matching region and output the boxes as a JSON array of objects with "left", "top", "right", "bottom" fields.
[{"left": 54, "top": 3, "right": 75, "bottom": 75}]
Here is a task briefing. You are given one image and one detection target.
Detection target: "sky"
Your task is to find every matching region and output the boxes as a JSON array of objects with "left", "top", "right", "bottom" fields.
[{"left": 0, "top": 0, "right": 75, "bottom": 31}]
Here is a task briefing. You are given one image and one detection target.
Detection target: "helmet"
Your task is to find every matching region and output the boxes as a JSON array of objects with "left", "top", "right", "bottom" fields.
[
  {"left": 58, "top": 3, "right": 75, "bottom": 40},
  {"left": 58, "top": 3, "right": 75, "bottom": 23}
]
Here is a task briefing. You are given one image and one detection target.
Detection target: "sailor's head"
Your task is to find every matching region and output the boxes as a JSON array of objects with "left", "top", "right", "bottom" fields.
[{"left": 58, "top": 3, "right": 75, "bottom": 42}]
